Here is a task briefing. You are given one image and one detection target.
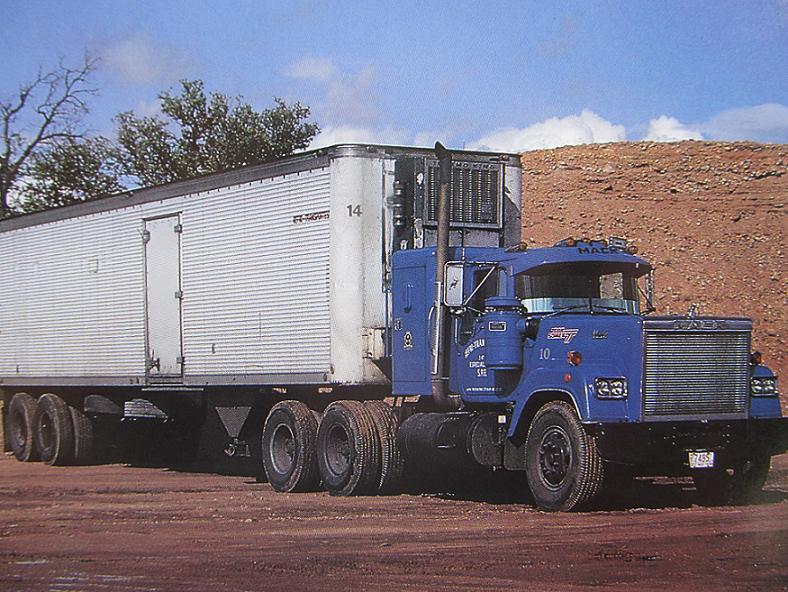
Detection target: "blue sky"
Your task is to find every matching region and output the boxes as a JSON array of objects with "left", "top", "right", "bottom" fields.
[{"left": 2, "top": 0, "right": 787, "bottom": 151}]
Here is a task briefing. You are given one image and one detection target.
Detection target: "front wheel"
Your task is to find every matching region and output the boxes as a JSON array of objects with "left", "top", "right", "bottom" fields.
[{"left": 524, "top": 401, "right": 605, "bottom": 511}]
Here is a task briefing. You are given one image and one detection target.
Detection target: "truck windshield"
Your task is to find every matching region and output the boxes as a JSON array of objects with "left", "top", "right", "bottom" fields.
[{"left": 515, "top": 262, "right": 642, "bottom": 314}]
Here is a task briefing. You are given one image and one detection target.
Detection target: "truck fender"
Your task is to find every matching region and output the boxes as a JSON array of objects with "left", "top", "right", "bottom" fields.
[{"left": 508, "top": 388, "right": 584, "bottom": 439}]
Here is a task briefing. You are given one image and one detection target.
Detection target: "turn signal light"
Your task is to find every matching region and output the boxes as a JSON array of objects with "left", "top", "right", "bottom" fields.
[{"left": 567, "top": 351, "right": 582, "bottom": 366}]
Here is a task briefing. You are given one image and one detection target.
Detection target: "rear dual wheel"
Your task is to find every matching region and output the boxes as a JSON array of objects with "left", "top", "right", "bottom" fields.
[
  {"left": 363, "top": 401, "right": 404, "bottom": 493},
  {"left": 69, "top": 405, "right": 95, "bottom": 465},
  {"left": 261, "top": 400, "right": 321, "bottom": 492},
  {"left": 317, "top": 400, "right": 380, "bottom": 496},
  {"left": 8, "top": 393, "right": 38, "bottom": 462},
  {"left": 34, "top": 393, "right": 74, "bottom": 466},
  {"left": 261, "top": 399, "right": 404, "bottom": 496},
  {"left": 8, "top": 392, "right": 94, "bottom": 466}
]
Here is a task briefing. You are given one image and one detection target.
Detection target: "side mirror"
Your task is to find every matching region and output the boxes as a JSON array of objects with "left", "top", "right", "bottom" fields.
[
  {"left": 443, "top": 263, "right": 464, "bottom": 307},
  {"left": 640, "top": 270, "right": 656, "bottom": 314}
]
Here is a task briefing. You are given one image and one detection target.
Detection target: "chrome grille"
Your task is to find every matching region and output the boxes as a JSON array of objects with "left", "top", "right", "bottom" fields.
[{"left": 643, "top": 330, "right": 750, "bottom": 418}]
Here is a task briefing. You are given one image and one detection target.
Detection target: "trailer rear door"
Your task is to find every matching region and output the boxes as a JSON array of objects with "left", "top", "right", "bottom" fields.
[{"left": 144, "top": 215, "right": 183, "bottom": 380}]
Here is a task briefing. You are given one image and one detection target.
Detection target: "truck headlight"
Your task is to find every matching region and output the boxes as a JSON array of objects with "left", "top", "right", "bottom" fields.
[
  {"left": 594, "top": 377, "right": 628, "bottom": 399},
  {"left": 750, "top": 376, "right": 777, "bottom": 396}
]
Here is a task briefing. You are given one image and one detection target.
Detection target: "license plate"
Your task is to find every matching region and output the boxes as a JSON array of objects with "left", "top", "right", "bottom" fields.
[{"left": 688, "top": 451, "right": 715, "bottom": 469}]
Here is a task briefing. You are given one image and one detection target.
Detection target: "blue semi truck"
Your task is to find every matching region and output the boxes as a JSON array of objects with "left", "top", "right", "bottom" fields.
[
  {"left": 2, "top": 142, "right": 785, "bottom": 511},
  {"left": 391, "top": 240, "right": 786, "bottom": 510}
]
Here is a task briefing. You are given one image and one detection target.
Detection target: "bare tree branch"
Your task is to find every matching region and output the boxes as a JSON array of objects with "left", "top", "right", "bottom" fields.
[{"left": 0, "top": 55, "right": 98, "bottom": 215}]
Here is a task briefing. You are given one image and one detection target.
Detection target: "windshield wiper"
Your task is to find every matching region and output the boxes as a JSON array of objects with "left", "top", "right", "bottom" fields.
[
  {"left": 546, "top": 304, "right": 591, "bottom": 317},
  {"left": 590, "top": 304, "right": 628, "bottom": 314},
  {"left": 546, "top": 303, "right": 629, "bottom": 317}
]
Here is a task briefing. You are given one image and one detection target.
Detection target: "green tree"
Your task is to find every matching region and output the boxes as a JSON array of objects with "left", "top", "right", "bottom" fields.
[
  {"left": 115, "top": 80, "right": 319, "bottom": 186},
  {"left": 19, "top": 137, "right": 124, "bottom": 213}
]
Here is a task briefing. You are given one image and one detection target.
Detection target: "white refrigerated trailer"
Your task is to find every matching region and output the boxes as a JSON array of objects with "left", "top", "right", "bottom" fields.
[{"left": 1, "top": 144, "right": 521, "bottom": 492}]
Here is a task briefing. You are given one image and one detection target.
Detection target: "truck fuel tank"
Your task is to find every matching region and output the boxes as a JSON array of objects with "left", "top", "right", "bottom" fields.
[{"left": 396, "top": 412, "right": 473, "bottom": 472}]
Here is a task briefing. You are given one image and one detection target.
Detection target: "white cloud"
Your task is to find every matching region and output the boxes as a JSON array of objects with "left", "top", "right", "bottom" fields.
[
  {"left": 287, "top": 57, "right": 378, "bottom": 126},
  {"left": 643, "top": 116, "right": 702, "bottom": 142},
  {"left": 287, "top": 57, "right": 337, "bottom": 82},
  {"left": 323, "top": 65, "right": 378, "bottom": 126},
  {"left": 468, "top": 109, "right": 626, "bottom": 152},
  {"left": 102, "top": 33, "right": 190, "bottom": 85},
  {"left": 310, "top": 125, "right": 409, "bottom": 148},
  {"left": 700, "top": 103, "right": 788, "bottom": 143}
]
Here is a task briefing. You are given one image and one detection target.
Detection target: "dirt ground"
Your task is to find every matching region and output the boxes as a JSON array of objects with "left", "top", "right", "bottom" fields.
[{"left": 1, "top": 451, "right": 786, "bottom": 592}]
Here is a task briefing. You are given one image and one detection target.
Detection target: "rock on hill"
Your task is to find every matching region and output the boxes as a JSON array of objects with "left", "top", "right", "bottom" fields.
[{"left": 519, "top": 141, "right": 787, "bottom": 412}]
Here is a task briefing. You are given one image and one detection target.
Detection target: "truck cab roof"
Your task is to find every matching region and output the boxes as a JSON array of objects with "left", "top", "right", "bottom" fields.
[{"left": 394, "top": 240, "right": 652, "bottom": 274}]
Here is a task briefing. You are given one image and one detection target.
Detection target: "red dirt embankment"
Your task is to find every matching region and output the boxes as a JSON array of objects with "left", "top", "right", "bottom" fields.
[{"left": 520, "top": 141, "right": 787, "bottom": 411}]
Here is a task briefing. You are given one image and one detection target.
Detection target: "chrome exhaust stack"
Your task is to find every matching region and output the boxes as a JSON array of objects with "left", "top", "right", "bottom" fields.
[{"left": 430, "top": 142, "right": 460, "bottom": 411}]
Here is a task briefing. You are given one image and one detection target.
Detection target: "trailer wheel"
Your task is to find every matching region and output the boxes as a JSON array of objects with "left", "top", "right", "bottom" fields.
[
  {"left": 524, "top": 401, "right": 604, "bottom": 511},
  {"left": 317, "top": 400, "right": 380, "bottom": 496},
  {"left": 8, "top": 393, "right": 38, "bottom": 462},
  {"left": 364, "top": 401, "right": 404, "bottom": 493},
  {"left": 69, "top": 405, "right": 94, "bottom": 465},
  {"left": 33, "top": 393, "right": 74, "bottom": 466},
  {"left": 261, "top": 401, "right": 320, "bottom": 492}
]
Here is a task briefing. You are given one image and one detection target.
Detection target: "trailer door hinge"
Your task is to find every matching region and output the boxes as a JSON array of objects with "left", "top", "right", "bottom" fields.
[
  {"left": 174, "top": 290, "right": 184, "bottom": 299},
  {"left": 176, "top": 355, "right": 185, "bottom": 365},
  {"left": 174, "top": 223, "right": 183, "bottom": 233},
  {"left": 142, "top": 230, "right": 150, "bottom": 243}
]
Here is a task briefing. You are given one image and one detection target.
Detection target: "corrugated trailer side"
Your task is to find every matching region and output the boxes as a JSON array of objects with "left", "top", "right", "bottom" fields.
[{"left": 0, "top": 164, "right": 335, "bottom": 386}]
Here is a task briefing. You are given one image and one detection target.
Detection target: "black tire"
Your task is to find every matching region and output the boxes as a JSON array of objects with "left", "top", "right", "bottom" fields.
[
  {"left": 69, "top": 405, "right": 95, "bottom": 465},
  {"left": 261, "top": 400, "right": 320, "bottom": 492},
  {"left": 693, "top": 469, "right": 733, "bottom": 506},
  {"left": 694, "top": 455, "right": 771, "bottom": 506},
  {"left": 733, "top": 455, "right": 771, "bottom": 504},
  {"left": 316, "top": 400, "right": 380, "bottom": 496},
  {"left": 8, "top": 393, "right": 38, "bottom": 462},
  {"left": 33, "top": 393, "right": 74, "bottom": 466},
  {"left": 524, "top": 401, "right": 605, "bottom": 511},
  {"left": 364, "top": 401, "right": 404, "bottom": 493}
]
